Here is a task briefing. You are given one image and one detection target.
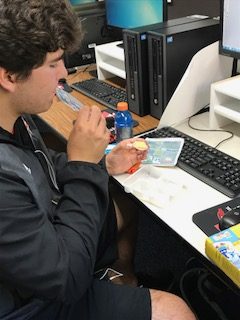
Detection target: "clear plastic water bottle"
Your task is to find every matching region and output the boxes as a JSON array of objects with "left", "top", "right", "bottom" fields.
[{"left": 115, "top": 102, "right": 133, "bottom": 142}]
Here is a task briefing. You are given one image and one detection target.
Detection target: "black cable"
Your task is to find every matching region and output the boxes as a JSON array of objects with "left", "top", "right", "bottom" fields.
[
  {"left": 80, "top": 64, "right": 91, "bottom": 73},
  {"left": 187, "top": 116, "right": 234, "bottom": 149}
]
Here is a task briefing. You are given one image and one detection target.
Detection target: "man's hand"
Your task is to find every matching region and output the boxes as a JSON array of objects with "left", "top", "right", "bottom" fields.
[
  {"left": 106, "top": 138, "right": 148, "bottom": 176},
  {"left": 67, "top": 105, "right": 110, "bottom": 163}
]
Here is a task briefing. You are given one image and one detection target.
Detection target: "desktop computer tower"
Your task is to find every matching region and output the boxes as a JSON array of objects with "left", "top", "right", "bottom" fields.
[
  {"left": 123, "top": 16, "right": 212, "bottom": 116},
  {"left": 148, "top": 18, "right": 220, "bottom": 119}
]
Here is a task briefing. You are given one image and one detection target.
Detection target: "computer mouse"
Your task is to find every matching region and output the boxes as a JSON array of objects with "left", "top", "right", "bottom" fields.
[{"left": 219, "top": 210, "right": 240, "bottom": 230}]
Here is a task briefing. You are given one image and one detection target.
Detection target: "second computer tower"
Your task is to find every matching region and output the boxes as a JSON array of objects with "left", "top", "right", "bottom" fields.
[
  {"left": 148, "top": 18, "right": 220, "bottom": 119},
  {"left": 123, "top": 16, "right": 216, "bottom": 116}
]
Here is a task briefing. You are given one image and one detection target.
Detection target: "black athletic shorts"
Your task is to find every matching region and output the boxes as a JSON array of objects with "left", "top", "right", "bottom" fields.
[
  {"left": 34, "top": 278, "right": 151, "bottom": 320},
  {"left": 67, "top": 278, "right": 151, "bottom": 320}
]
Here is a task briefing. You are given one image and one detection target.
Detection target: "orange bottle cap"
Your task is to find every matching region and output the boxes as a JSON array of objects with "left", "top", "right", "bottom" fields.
[{"left": 117, "top": 101, "right": 128, "bottom": 111}]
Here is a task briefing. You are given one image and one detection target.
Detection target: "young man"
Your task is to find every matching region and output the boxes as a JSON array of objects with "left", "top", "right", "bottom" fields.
[{"left": 0, "top": 0, "right": 196, "bottom": 319}]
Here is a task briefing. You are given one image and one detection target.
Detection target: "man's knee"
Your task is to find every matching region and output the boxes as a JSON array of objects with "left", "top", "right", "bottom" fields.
[{"left": 149, "top": 289, "right": 196, "bottom": 320}]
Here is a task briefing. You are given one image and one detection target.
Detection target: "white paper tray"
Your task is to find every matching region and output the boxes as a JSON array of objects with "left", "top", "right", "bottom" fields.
[{"left": 123, "top": 165, "right": 187, "bottom": 208}]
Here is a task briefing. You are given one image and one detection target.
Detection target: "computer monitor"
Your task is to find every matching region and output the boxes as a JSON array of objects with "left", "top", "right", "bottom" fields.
[
  {"left": 69, "top": 0, "right": 96, "bottom": 5},
  {"left": 105, "top": 0, "right": 167, "bottom": 30},
  {"left": 219, "top": 0, "right": 239, "bottom": 75}
]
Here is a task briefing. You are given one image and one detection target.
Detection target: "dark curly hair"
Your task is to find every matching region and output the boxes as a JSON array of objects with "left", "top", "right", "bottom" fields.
[{"left": 0, "top": 0, "right": 82, "bottom": 79}]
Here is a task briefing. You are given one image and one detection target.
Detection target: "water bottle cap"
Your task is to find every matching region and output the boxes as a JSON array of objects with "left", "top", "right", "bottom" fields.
[{"left": 117, "top": 101, "right": 128, "bottom": 111}]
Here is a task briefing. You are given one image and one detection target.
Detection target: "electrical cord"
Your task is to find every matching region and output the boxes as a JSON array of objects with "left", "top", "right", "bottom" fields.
[{"left": 187, "top": 114, "right": 234, "bottom": 149}]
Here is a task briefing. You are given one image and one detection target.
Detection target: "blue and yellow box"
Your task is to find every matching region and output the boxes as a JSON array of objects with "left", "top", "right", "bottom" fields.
[{"left": 205, "top": 224, "right": 240, "bottom": 287}]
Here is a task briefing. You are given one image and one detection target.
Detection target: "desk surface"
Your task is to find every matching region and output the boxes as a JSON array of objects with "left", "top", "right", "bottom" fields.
[
  {"left": 116, "top": 112, "right": 240, "bottom": 261},
  {"left": 39, "top": 67, "right": 240, "bottom": 290},
  {"left": 39, "top": 65, "right": 159, "bottom": 140}
]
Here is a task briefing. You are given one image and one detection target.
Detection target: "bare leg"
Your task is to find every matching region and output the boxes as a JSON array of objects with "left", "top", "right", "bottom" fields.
[
  {"left": 150, "top": 289, "right": 196, "bottom": 320},
  {"left": 109, "top": 182, "right": 139, "bottom": 286}
]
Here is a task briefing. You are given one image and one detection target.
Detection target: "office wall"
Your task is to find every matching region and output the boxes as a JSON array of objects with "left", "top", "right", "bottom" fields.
[{"left": 167, "top": 0, "right": 220, "bottom": 19}]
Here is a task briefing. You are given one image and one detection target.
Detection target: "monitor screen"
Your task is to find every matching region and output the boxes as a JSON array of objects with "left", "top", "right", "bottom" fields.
[
  {"left": 105, "top": 0, "right": 166, "bottom": 29},
  {"left": 219, "top": 0, "right": 240, "bottom": 59}
]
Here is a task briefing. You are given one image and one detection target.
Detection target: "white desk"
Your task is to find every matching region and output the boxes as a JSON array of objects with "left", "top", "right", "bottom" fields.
[{"left": 114, "top": 112, "right": 240, "bottom": 261}]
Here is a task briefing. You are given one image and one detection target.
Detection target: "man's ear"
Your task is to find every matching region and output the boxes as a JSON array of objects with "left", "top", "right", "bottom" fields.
[{"left": 0, "top": 68, "right": 17, "bottom": 92}]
